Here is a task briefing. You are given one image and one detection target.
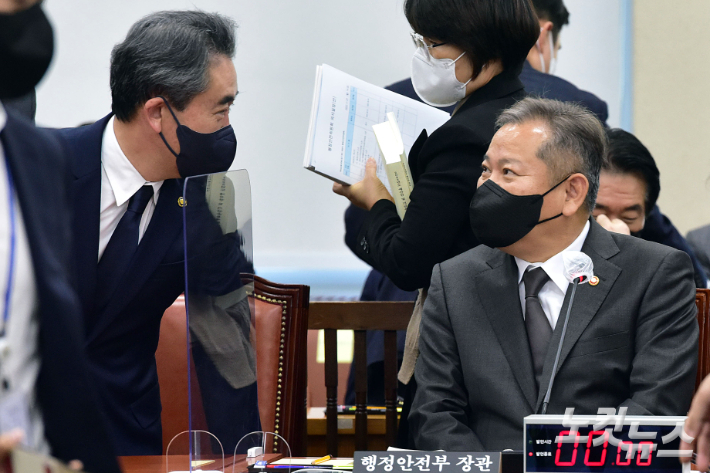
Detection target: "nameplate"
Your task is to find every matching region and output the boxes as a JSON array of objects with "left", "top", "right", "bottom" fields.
[{"left": 355, "top": 452, "right": 501, "bottom": 473}]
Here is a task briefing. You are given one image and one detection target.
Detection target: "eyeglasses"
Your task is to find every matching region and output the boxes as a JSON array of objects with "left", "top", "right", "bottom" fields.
[{"left": 410, "top": 32, "right": 448, "bottom": 49}]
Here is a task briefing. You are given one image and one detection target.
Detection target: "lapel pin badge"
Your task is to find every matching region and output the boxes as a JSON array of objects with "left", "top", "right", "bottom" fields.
[
  {"left": 589, "top": 275, "right": 600, "bottom": 286},
  {"left": 177, "top": 197, "right": 187, "bottom": 207}
]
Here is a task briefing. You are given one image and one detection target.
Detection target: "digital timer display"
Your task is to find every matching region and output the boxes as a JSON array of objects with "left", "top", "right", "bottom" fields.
[{"left": 524, "top": 415, "right": 689, "bottom": 473}]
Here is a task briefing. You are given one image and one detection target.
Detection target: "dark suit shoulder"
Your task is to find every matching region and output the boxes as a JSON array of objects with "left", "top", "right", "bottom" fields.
[
  {"left": 7, "top": 111, "right": 67, "bottom": 158},
  {"left": 416, "top": 92, "right": 521, "bottom": 174},
  {"left": 610, "top": 230, "right": 688, "bottom": 262},
  {"left": 49, "top": 114, "right": 111, "bottom": 178},
  {"left": 520, "top": 62, "right": 608, "bottom": 125},
  {"left": 437, "top": 245, "right": 500, "bottom": 280}
]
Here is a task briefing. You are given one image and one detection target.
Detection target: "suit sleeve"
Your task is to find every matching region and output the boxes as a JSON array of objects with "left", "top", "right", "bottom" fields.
[
  {"left": 620, "top": 249, "right": 698, "bottom": 415},
  {"left": 638, "top": 205, "right": 707, "bottom": 288},
  {"left": 410, "top": 264, "right": 485, "bottom": 451},
  {"left": 344, "top": 203, "right": 368, "bottom": 258},
  {"left": 355, "top": 125, "right": 484, "bottom": 291}
]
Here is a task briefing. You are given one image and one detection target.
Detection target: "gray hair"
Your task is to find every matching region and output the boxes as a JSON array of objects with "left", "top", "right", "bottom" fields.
[
  {"left": 110, "top": 10, "right": 237, "bottom": 121},
  {"left": 496, "top": 97, "right": 607, "bottom": 212}
]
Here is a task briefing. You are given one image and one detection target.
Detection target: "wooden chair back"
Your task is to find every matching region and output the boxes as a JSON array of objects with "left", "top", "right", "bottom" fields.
[
  {"left": 155, "top": 295, "right": 208, "bottom": 453},
  {"left": 155, "top": 275, "right": 309, "bottom": 456},
  {"left": 248, "top": 275, "right": 310, "bottom": 455},
  {"left": 696, "top": 288, "right": 710, "bottom": 390},
  {"left": 308, "top": 301, "right": 414, "bottom": 455}
]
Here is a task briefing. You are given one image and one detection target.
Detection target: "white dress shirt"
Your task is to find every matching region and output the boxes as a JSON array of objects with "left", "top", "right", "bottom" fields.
[
  {"left": 98, "top": 116, "right": 163, "bottom": 261},
  {"left": 515, "top": 220, "right": 591, "bottom": 330},
  {"left": 0, "top": 102, "right": 48, "bottom": 452}
]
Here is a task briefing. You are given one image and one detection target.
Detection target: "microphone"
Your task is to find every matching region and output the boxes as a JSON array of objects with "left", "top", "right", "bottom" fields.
[{"left": 540, "top": 251, "right": 594, "bottom": 415}]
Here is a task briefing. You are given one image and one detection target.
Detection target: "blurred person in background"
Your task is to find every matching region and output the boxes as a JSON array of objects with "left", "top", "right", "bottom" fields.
[
  {"left": 0, "top": 0, "right": 120, "bottom": 470},
  {"left": 593, "top": 128, "right": 707, "bottom": 287},
  {"left": 521, "top": 0, "right": 608, "bottom": 124}
]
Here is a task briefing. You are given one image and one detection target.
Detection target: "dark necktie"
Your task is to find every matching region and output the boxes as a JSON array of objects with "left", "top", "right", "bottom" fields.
[
  {"left": 523, "top": 266, "right": 552, "bottom": 389},
  {"left": 95, "top": 185, "right": 154, "bottom": 309}
]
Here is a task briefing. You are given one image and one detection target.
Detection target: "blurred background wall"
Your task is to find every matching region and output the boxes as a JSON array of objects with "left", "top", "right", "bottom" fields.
[
  {"left": 36, "top": 0, "right": 631, "bottom": 298},
  {"left": 634, "top": 0, "right": 710, "bottom": 235}
]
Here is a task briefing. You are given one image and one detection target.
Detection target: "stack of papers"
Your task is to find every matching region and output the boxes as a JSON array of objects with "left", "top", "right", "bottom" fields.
[{"left": 303, "top": 64, "right": 450, "bottom": 191}]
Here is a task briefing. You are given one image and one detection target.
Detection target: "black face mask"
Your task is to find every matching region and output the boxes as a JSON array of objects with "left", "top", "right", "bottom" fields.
[
  {"left": 469, "top": 176, "right": 569, "bottom": 248},
  {"left": 0, "top": 3, "right": 54, "bottom": 100},
  {"left": 157, "top": 96, "right": 237, "bottom": 178}
]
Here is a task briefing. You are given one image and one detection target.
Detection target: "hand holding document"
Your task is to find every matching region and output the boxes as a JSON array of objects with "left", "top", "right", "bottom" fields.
[
  {"left": 304, "top": 64, "right": 450, "bottom": 195},
  {"left": 373, "top": 112, "right": 414, "bottom": 218}
]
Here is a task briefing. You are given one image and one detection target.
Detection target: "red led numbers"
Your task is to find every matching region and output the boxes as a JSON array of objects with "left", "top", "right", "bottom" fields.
[
  {"left": 617, "top": 441, "right": 633, "bottom": 466},
  {"left": 554, "top": 431, "right": 654, "bottom": 468},
  {"left": 584, "top": 431, "right": 610, "bottom": 466},
  {"left": 555, "top": 431, "right": 580, "bottom": 466},
  {"left": 636, "top": 442, "right": 654, "bottom": 466}
]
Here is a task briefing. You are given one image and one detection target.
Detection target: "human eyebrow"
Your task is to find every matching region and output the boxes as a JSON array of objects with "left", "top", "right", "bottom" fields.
[
  {"left": 622, "top": 204, "right": 643, "bottom": 213},
  {"left": 217, "top": 93, "right": 237, "bottom": 106},
  {"left": 498, "top": 157, "right": 523, "bottom": 166}
]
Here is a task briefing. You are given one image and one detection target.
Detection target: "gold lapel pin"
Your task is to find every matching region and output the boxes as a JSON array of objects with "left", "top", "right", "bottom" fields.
[
  {"left": 178, "top": 197, "right": 187, "bottom": 207},
  {"left": 589, "top": 276, "right": 600, "bottom": 286}
]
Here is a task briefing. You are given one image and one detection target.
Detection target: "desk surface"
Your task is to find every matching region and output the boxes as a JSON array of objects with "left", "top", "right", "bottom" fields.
[{"left": 119, "top": 453, "right": 282, "bottom": 473}]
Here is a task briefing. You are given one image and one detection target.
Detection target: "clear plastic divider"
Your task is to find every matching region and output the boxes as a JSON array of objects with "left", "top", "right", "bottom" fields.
[{"left": 178, "top": 170, "right": 259, "bottom": 471}]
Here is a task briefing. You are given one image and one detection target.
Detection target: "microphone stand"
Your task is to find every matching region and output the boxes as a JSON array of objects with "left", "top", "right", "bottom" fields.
[{"left": 540, "top": 277, "right": 581, "bottom": 415}]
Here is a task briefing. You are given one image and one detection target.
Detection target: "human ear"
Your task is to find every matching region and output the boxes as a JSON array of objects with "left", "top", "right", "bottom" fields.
[
  {"left": 143, "top": 97, "right": 166, "bottom": 134},
  {"left": 538, "top": 22, "right": 553, "bottom": 48},
  {"left": 562, "top": 174, "right": 589, "bottom": 216}
]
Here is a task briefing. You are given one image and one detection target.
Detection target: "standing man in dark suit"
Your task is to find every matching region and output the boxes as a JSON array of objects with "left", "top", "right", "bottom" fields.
[
  {"left": 411, "top": 98, "right": 698, "bottom": 451},
  {"left": 0, "top": 1, "right": 120, "bottom": 470},
  {"left": 522, "top": 0, "right": 608, "bottom": 124},
  {"left": 56, "top": 11, "right": 243, "bottom": 455}
]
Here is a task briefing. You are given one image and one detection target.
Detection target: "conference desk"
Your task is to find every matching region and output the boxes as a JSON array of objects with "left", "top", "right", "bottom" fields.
[{"left": 119, "top": 453, "right": 282, "bottom": 473}]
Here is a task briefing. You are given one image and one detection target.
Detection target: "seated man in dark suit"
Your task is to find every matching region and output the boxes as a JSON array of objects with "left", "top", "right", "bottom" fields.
[
  {"left": 55, "top": 11, "right": 258, "bottom": 455},
  {"left": 411, "top": 97, "right": 698, "bottom": 451},
  {"left": 593, "top": 128, "right": 707, "bottom": 287},
  {"left": 0, "top": 1, "right": 119, "bottom": 470}
]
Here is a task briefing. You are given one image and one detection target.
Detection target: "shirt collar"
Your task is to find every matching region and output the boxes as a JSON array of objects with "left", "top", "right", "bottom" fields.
[
  {"left": 515, "top": 220, "right": 591, "bottom": 293},
  {"left": 101, "top": 115, "right": 162, "bottom": 207},
  {"left": 0, "top": 102, "right": 7, "bottom": 133}
]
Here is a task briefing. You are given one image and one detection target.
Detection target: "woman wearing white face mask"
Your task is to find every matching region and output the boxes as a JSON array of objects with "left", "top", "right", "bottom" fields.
[{"left": 333, "top": 0, "right": 539, "bottom": 447}]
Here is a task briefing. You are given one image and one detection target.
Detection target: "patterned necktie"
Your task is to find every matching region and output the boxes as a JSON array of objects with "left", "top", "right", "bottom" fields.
[
  {"left": 95, "top": 185, "right": 154, "bottom": 309},
  {"left": 523, "top": 266, "right": 552, "bottom": 389}
]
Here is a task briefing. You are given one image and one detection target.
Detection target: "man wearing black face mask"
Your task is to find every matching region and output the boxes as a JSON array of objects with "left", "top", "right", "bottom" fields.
[
  {"left": 53, "top": 11, "right": 250, "bottom": 455},
  {"left": 0, "top": 0, "right": 120, "bottom": 470},
  {"left": 410, "top": 97, "right": 698, "bottom": 451}
]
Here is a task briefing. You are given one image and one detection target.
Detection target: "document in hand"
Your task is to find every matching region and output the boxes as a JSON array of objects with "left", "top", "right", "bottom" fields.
[
  {"left": 373, "top": 112, "right": 414, "bottom": 219},
  {"left": 303, "top": 64, "right": 450, "bottom": 193}
]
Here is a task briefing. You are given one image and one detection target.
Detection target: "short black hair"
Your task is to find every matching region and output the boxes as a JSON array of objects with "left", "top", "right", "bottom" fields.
[
  {"left": 603, "top": 128, "right": 660, "bottom": 216},
  {"left": 110, "top": 11, "right": 236, "bottom": 122},
  {"left": 531, "top": 0, "right": 570, "bottom": 43},
  {"left": 404, "top": 0, "right": 540, "bottom": 76}
]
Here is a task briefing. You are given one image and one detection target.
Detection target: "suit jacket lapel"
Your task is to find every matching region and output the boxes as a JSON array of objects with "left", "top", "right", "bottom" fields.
[
  {"left": 408, "top": 129, "right": 428, "bottom": 184},
  {"left": 535, "top": 220, "right": 622, "bottom": 410},
  {"left": 66, "top": 116, "right": 111, "bottom": 322},
  {"left": 89, "top": 179, "right": 183, "bottom": 340},
  {"left": 477, "top": 250, "right": 537, "bottom": 410}
]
